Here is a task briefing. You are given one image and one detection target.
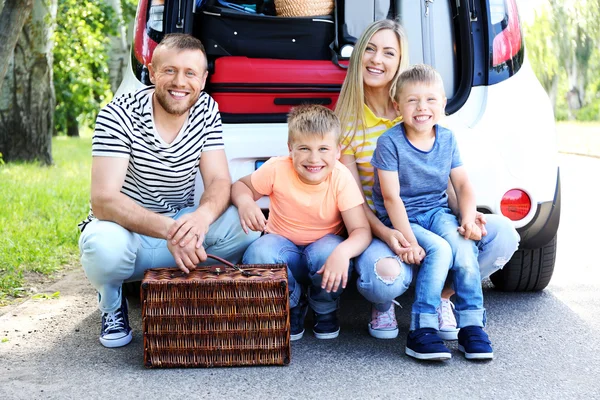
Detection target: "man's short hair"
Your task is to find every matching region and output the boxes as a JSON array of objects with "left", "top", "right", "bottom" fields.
[
  {"left": 287, "top": 104, "right": 341, "bottom": 145},
  {"left": 153, "top": 33, "right": 207, "bottom": 62},
  {"left": 395, "top": 64, "right": 446, "bottom": 101}
]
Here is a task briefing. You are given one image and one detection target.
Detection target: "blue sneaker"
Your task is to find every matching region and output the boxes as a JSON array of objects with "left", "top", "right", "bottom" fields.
[
  {"left": 313, "top": 311, "right": 340, "bottom": 339},
  {"left": 99, "top": 295, "right": 132, "bottom": 348},
  {"left": 405, "top": 328, "right": 452, "bottom": 360},
  {"left": 458, "top": 326, "right": 494, "bottom": 360},
  {"left": 290, "top": 296, "right": 308, "bottom": 341}
]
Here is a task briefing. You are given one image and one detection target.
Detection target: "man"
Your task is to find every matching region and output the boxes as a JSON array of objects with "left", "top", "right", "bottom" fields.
[{"left": 78, "top": 34, "right": 259, "bottom": 348}]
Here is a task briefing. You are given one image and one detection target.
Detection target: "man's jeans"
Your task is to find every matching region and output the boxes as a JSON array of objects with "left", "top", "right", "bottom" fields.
[
  {"left": 79, "top": 206, "right": 260, "bottom": 313},
  {"left": 355, "top": 211, "right": 519, "bottom": 327},
  {"left": 242, "top": 233, "right": 350, "bottom": 314}
]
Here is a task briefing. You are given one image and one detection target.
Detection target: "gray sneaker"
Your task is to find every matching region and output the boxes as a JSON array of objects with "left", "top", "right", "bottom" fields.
[{"left": 99, "top": 296, "right": 132, "bottom": 348}]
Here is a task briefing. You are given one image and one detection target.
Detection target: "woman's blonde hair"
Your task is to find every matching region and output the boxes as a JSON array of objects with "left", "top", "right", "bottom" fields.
[{"left": 335, "top": 19, "right": 409, "bottom": 151}]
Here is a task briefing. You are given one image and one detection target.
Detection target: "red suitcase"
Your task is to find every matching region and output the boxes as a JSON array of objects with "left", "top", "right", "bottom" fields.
[{"left": 206, "top": 56, "right": 347, "bottom": 123}]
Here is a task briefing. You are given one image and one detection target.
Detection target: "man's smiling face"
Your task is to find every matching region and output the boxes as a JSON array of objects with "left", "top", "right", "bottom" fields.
[{"left": 148, "top": 47, "right": 208, "bottom": 116}]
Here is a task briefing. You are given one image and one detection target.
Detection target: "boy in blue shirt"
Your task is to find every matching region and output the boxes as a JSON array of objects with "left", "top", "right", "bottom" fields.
[{"left": 371, "top": 64, "right": 493, "bottom": 361}]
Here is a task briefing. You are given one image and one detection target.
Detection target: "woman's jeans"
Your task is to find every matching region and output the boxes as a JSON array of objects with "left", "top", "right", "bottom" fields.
[
  {"left": 242, "top": 233, "right": 350, "bottom": 315},
  {"left": 355, "top": 210, "right": 520, "bottom": 329},
  {"left": 79, "top": 206, "right": 260, "bottom": 313}
]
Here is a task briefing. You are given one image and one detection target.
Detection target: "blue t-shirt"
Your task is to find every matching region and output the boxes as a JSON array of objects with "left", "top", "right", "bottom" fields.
[{"left": 371, "top": 123, "right": 462, "bottom": 224}]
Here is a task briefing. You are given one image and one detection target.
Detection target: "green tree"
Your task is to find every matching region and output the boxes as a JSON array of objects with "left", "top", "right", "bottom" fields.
[
  {"left": 523, "top": 7, "right": 561, "bottom": 111},
  {"left": 548, "top": 0, "right": 600, "bottom": 118},
  {"left": 52, "top": 0, "right": 118, "bottom": 136}
]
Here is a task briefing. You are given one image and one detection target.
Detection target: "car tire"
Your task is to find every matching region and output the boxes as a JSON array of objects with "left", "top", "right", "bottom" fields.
[{"left": 490, "top": 234, "right": 557, "bottom": 292}]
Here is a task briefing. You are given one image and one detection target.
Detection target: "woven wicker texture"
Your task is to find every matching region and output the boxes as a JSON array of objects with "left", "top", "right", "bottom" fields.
[
  {"left": 274, "top": 0, "right": 334, "bottom": 17},
  {"left": 141, "top": 264, "right": 290, "bottom": 368}
]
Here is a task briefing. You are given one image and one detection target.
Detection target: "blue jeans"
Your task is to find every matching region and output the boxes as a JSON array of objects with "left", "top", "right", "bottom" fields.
[
  {"left": 79, "top": 206, "right": 260, "bottom": 313},
  {"left": 355, "top": 210, "right": 519, "bottom": 328},
  {"left": 242, "top": 233, "right": 350, "bottom": 314},
  {"left": 411, "top": 207, "right": 483, "bottom": 330}
]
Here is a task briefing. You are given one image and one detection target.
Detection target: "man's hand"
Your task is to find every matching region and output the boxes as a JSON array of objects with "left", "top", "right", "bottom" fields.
[
  {"left": 316, "top": 248, "right": 351, "bottom": 293},
  {"left": 457, "top": 221, "right": 483, "bottom": 241},
  {"left": 237, "top": 199, "right": 267, "bottom": 234},
  {"left": 383, "top": 228, "right": 412, "bottom": 256},
  {"left": 400, "top": 242, "right": 425, "bottom": 265},
  {"left": 167, "top": 207, "right": 212, "bottom": 249},
  {"left": 167, "top": 235, "right": 207, "bottom": 274}
]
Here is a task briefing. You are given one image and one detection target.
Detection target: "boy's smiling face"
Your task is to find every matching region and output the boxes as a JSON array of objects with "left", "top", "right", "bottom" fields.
[
  {"left": 396, "top": 81, "right": 447, "bottom": 137},
  {"left": 288, "top": 131, "right": 341, "bottom": 185}
]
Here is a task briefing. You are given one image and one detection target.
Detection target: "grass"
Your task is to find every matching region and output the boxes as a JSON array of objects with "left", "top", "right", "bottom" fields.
[{"left": 0, "top": 136, "right": 91, "bottom": 303}]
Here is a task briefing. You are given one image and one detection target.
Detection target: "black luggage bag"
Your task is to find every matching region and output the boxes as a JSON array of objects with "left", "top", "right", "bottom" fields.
[{"left": 194, "top": 5, "right": 335, "bottom": 61}]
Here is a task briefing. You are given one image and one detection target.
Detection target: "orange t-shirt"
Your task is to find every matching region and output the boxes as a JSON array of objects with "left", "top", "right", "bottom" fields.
[{"left": 251, "top": 156, "right": 364, "bottom": 245}]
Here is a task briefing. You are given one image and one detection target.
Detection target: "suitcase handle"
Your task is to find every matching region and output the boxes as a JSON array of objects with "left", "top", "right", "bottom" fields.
[
  {"left": 206, "top": 254, "right": 262, "bottom": 277},
  {"left": 274, "top": 98, "right": 332, "bottom": 106}
]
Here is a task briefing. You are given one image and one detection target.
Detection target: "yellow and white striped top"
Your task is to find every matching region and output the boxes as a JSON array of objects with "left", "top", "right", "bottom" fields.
[{"left": 341, "top": 104, "right": 402, "bottom": 211}]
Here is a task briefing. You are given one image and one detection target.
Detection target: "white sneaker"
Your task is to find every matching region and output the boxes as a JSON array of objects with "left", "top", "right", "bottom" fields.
[
  {"left": 437, "top": 299, "right": 459, "bottom": 341},
  {"left": 368, "top": 303, "right": 399, "bottom": 339}
]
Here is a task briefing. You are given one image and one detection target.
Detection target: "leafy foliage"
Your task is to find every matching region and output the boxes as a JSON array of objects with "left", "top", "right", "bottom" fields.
[
  {"left": 121, "top": 0, "right": 139, "bottom": 24},
  {"left": 52, "top": 0, "right": 119, "bottom": 135},
  {"left": 525, "top": 0, "right": 600, "bottom": 120}
]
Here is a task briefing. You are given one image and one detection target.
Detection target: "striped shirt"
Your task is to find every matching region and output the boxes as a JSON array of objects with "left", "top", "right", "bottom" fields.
[
  {"left": 341, "top": 104, "right": 402, "bottom": 211},
  {"left": 78, "top": 86, "right": 224, "bottom": 232}
]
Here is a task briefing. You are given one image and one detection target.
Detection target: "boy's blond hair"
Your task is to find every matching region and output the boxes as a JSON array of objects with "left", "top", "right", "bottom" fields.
[
  {"left": 287, "top": 104, "right": 341, "bottom": 145},
  {"left": 394, "top": 64, "right": 446, "bottom": 102}
]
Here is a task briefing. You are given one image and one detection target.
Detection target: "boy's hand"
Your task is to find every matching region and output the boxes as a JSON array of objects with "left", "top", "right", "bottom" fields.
[
  {"left": 458, "top": 222, "right": 482, "bottom": 241},
  {"left": 237, "top": 200, "right": 267, "bottom": 234},
  {"left": 384, "top": 228, "right": 412, "bottom": 256},
  {"left": 475, "top": 212, "right": 488, "bottom": 237},
  {"left": 316, "top": 248, "right": 350, "bottom": 293},
  {"left": 400, "top": 243, "right": 425, "bottom": 266}
]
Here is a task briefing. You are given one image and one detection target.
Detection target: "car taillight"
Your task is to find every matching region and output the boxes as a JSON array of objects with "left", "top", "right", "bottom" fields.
[
  {"left": 491, "top": 0, "right": 522, "bottom": 67},
  {"left": 500, "top": 189, "right": 531, "bottom": 221},
  {"left": 133, "top": 0, "right": 163, "bottom": 67}
]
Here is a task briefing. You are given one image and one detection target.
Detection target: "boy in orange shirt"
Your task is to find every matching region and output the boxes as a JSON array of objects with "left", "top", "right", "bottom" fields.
[{"left": 232, "top": 105, "right": 371, "bottom": 341}]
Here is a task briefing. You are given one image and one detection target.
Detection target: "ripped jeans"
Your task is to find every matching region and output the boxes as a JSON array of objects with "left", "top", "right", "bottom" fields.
[{"left": 355, "top": 211, "right": 519, "bottom": 327}]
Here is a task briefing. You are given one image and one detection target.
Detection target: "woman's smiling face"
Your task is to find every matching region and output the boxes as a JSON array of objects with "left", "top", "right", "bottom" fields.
[{"left": 361, "top": 29, "right": 402, "bottom": 91}]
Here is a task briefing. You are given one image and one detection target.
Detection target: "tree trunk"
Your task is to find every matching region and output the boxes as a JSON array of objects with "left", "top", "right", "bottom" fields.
[
  {"left": 66, "top": 115, "right": 79, "bottom": 137},
  {"left": 0, "top": 0, "right": 34, "bottom": 92},
  {"left": 107, "top": 0, "right": 129, "bottom": 94},
  {"left": 0, "top": 0, "right": 57, "bottom": 165}
]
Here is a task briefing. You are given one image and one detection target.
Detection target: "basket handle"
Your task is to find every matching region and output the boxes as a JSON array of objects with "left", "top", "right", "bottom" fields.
[{"left": 206, "top": 254, "right": 261, "bottom": 277}]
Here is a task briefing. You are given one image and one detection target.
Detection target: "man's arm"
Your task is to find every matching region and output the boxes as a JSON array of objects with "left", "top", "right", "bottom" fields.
[
  {"left": 91, "top": 156, "right": 173, "bottom": 238},
  {"left": 167, "top": 149, "right": 231, "bottom": 247}
]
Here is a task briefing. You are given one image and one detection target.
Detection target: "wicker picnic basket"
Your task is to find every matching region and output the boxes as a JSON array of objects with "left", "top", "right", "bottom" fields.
[
  {"left": 141, "top": 255, "right": 290, "bottom": 368},
  {"left": 274, "top": 0, "right": 334, "bottom": 17}
]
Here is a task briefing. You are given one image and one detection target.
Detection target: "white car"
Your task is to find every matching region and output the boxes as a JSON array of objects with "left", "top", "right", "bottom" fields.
[{"left": 117, "top": 0, "right": 560, "bottom": 291}]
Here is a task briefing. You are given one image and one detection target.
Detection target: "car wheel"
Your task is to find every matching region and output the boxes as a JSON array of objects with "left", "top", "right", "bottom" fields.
[{"left": 490, "top": 234, "right": 557, "bottom": 292}]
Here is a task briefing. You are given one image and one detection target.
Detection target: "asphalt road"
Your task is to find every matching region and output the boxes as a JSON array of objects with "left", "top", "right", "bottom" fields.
[{"left": 1, "top": 153, "right": 599, "bottom": 400}]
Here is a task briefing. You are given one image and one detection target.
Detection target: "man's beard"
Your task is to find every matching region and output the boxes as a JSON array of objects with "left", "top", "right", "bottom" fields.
[{"left": 154, "top": 88, "right": 197, "bottom": 116}]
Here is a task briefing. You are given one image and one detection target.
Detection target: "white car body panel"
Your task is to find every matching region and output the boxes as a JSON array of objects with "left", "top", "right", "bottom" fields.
[{"left": 117, "top": 52, "right": 557, "bottom": 229}]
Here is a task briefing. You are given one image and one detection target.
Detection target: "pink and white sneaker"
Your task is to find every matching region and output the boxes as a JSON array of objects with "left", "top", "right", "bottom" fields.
[
  {"left": 437, "top": 298, "right": 459, "bottom": 341},
  {"left": 368, "top": 303, "right": 399, "bottom": 339}
]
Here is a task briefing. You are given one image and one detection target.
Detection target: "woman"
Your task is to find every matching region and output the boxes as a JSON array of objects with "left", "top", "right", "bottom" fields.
[{"left": 335, "top": 19, "right": 520, "bottom": 340}]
